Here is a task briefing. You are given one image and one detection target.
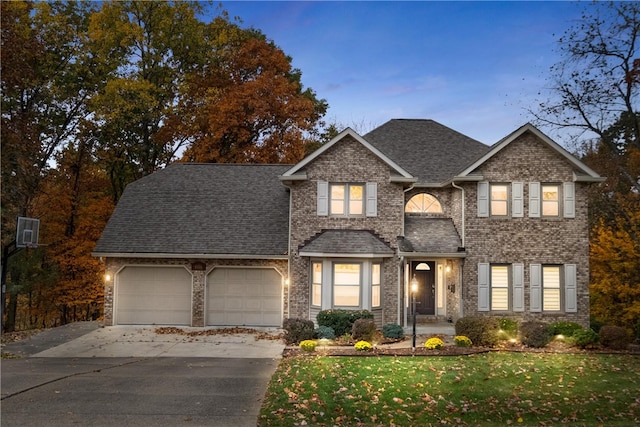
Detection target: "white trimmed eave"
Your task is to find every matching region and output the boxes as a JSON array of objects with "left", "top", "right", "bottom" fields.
[
  {"left": 399, "top": 251, "right": 467, "bottom": 258},
  {"left": 298, "top": 251, "right": 394, "bottom": 258},
  {"left": 92, "top": 252, "right": 289, "bottom": 260}
]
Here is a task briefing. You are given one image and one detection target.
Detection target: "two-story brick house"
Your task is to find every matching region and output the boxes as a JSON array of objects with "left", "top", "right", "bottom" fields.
[{"left": 93, "top": 119, "right": 603, "bottom": 328}]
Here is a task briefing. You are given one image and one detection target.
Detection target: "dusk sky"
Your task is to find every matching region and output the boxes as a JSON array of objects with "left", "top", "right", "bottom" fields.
[{"left": 218, "top": 1, "right": 587, "bottom": 145}]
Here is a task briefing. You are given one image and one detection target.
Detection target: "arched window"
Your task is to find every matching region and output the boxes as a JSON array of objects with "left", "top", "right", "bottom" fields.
[{"left": 405, "top": 193, "right": 443, "bottom": 213}]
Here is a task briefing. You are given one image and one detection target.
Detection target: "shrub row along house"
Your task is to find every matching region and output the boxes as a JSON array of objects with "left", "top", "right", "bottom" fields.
[{"left": 93, "top": 119, "right": 604, "bottom": 329}]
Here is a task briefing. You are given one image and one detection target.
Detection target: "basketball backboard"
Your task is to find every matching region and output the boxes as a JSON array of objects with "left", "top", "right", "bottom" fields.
[{"left": 16, "top": 217, "right": 40, "bottom": 248}]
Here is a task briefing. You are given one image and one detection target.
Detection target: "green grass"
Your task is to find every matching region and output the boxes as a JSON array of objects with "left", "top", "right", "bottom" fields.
[{"left": 259, "top": 353, "right": 640, "bottom": 426}]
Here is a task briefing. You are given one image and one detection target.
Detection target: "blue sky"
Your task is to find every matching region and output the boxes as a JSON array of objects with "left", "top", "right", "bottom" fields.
[{"left": 217, "top": 1, "right": 586, "bottom": 144}]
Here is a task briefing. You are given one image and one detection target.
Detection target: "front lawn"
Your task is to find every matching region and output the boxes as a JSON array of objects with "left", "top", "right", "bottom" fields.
[{"left": 259, "top": 353, "right": 639, "bottom": 426}]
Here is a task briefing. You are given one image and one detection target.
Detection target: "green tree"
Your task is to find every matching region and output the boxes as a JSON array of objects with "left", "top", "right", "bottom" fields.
[{"left": 88, "top": 0, "right": 208, "bottom": 200}]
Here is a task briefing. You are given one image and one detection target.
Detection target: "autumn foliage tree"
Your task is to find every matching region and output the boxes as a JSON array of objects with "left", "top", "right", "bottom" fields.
[
  {"left": 1, "top": 1, "right": 328, "bottom": 332},
  {"left": 180, "top": 17, "right": 327, "bottom": 163},
  {"left": 534, "top": 1, "right": 640, "bottom": 335},
  {"left": 590, "top": 200, "right": 640, "bottom": 335}
]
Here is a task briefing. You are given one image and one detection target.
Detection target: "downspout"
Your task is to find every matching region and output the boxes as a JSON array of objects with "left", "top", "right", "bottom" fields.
[
  {"left": 451, "top": 181, "right": 465, "bottom": 248},
  {"left": 451, "top": 181, "right": 465, "bottom": 319},
  {"left": 282, "top": 183, "right": 293, "bottom": 320}
]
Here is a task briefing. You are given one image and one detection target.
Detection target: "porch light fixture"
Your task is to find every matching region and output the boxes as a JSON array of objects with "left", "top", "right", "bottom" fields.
[
  {"left": 410, "top": 275, "right": 419, "bottom": 350},
  {"left": 415, "top": 262, "right": 430, "bottom": 271},
  {"left": 104, "top": 273, "right": 111, "bottom": 283}
]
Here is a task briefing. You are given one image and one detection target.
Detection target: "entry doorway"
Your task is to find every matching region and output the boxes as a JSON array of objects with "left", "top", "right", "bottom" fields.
[{"left": 411, "top": 261, "right": 436, "bottom": 315}]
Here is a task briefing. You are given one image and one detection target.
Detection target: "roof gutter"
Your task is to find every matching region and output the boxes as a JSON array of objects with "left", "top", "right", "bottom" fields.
[
  {"left": 398, "top": 251, "right": 466, "bottom": 258},
  {"left": 91, "top": 252, "right": 289, "bottom": 260}
]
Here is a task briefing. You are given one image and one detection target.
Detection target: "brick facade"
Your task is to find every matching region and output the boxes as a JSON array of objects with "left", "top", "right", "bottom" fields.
[
  {"left": 99, "top": 123, "right": 597, "bottom": 330},
  {"left": 287, "top": 135, "right": 405, "bottom": 325},
  {"left": 461, "top": 131, "right": 591, "bottom": 327}
]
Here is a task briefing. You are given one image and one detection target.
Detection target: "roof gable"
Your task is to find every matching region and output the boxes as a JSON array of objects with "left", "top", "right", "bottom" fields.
[
  {"left": 456, "top": 123, "right": 604, "bottom": 182},
  {"left": 281, "top": 128, "right": 414, "bottom": 182}
]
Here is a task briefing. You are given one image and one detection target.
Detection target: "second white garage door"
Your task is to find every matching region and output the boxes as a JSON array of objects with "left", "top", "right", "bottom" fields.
[
  {"left": 207, "top": 268, "right": 282, "bottom": 327},
  {"left": 116, "top": 266, "right": 192, "bottom": 325}
]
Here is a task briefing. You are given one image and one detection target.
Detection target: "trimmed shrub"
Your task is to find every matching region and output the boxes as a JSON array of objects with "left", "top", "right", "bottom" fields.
[
  {"left": 499, "top": 318, "right": 519, "bottom": 335},
  {"left": 382, "top": 323, "right": 404, "bottom": 340},
  {"left": 599, "top": 325, "right": 629, "bottom": 350},
  {"left": 425, "top": 337, "right": 444, "bottom": 349},
  {"left": 282, "top": 318, "right": 315, "bottom": 345},
  {"left": 455, "top": 316, "right": 500, "bottom": 347},
  {"left": 317, "top": 309, "right": 373, "bottom": 337},
  {"left": 572, "top": 328, "right": 599, "bottom": 349},
  {"left": 520, "top": 321, "right": 552, "bottom": 348},
  {"left": 454, "top": 335, "right": 473, "bottom": 347},
  {"left": 314, "top": 325, "right": 335, "bottom": 340},
  {"left": 354, "top": 340, "right": 372, "bottom": 351},
  {"left": 351, "top": 318, "right": 376, "bottom": 342},
  {"left": 550, "top": 321, "right": 583, "bottom": 337},
  {"left": 299, "top": 340, "right": 317, "bottom": 352},
  {"left": 590, "top": 316, "right": 604, "bottom": 333}
]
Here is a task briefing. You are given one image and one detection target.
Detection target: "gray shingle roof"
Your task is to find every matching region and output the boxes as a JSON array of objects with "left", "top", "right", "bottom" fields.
[
  {"left": 299, "top": 230, "right": 394, "bottom": 256},
  {"left": 364, "top": 119, "right": 490, "bottom": 184},
  {"left": 400, "top": 217, "right": 462, "bottom": 253},
  {"left": 93, "top": 163, "right": 291, "bottom": 256}
]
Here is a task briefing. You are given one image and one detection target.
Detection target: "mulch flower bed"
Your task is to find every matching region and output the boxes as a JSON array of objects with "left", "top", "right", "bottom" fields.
[{"left": 284, "top": 344, "right": 489, "bottom": 357}]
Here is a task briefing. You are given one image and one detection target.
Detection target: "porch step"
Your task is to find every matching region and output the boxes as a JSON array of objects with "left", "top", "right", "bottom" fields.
[
  {"left": 404, "top": 322, "right": 456, "bottom": 336},
  {"left": 414, "top": 315, "right": 452, "bottom": 324}
]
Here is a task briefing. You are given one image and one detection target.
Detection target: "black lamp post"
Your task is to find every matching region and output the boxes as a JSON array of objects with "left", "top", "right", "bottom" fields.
[{"left": 410, "top": 275, "right": 418, "bottom": 350}]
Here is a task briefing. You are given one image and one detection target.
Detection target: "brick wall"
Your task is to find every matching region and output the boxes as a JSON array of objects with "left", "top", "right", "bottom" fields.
[
  {"left": 288, "top": 135, "right": 405, "bottom": 324},
  {"left": 461, "top": 131, "right": 591, "bottom": 326}
]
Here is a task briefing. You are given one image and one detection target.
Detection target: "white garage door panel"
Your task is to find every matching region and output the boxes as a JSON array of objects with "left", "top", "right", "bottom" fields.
[
  {"left": 117, "top": 266, "right": 191, "bottom": 325},
  {"left": 207, "top": 268, "right": 282, "bottom": 327}
]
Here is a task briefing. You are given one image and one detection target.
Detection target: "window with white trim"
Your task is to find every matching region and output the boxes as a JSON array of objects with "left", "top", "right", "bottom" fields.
[
  {"left": 311, "top": 262, "right": 322, "bottom": 307},
  {"left": 331, "top": 184, "right": 364, "bottom": 216},
  {"left": 490, "top": 265, "right": 510, "bottom": 310},
  {"left": 542, "top": 265, "right": 562, "bottom": 311},
  {"left": 371, "top": 263, "right": 381, "bottom": 307},
  {"left": 542, "top": 184, "right": 561, "bottom": 217},
  {"left": 333, "top": 263, "right": 361, "bottom": 307},
  {"left": 490, "top": 184, "right": 509, "bottom": 216},
  {"left": 405, "top": 193, "right": 443, "bottom": 213}
]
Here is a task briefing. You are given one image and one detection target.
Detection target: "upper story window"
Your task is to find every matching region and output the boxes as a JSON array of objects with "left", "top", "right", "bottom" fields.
[
  {"left": 490, "top": 184, "right": 509, "bottom": 216},
  {"left": 405, "top": 193, "right": 442, "bottom": 213},
  {"left": 317, "top": 181, "right": 377, "bottom": 217},
  {"left": 541, "top": 184, "right": 560, "bottom": 217},
  {"left": 331, "top": 184, "right": 363, "bottom": 216},
  {"left": 479, "top": 181, "right": 575, "bottom": 219}
]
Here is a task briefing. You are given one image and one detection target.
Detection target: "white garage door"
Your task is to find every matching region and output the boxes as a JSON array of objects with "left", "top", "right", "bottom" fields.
[
  {"left": 207, "top": 268, "right": 282, "bottom": 327},
  {"left": 116, "top": 266, "right": 192, "bottom": 325}
]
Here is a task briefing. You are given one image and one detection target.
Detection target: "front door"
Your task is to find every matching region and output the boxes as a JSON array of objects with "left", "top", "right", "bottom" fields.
[{"left": 412, "top": 261, "right": 435, "bottom": 315}]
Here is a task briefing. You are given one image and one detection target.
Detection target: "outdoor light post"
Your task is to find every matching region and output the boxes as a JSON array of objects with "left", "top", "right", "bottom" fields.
[{"left": 410, "top": 275, "right": 418, "bottom": 350}]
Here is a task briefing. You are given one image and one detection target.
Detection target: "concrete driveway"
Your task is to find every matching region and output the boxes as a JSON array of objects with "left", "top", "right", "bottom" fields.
[
  {"left": 2, "top": 322, "right": 286, "bottom": 358},
  {"left": 1, "top": 322, "right": 286, "bottom": 427}
]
